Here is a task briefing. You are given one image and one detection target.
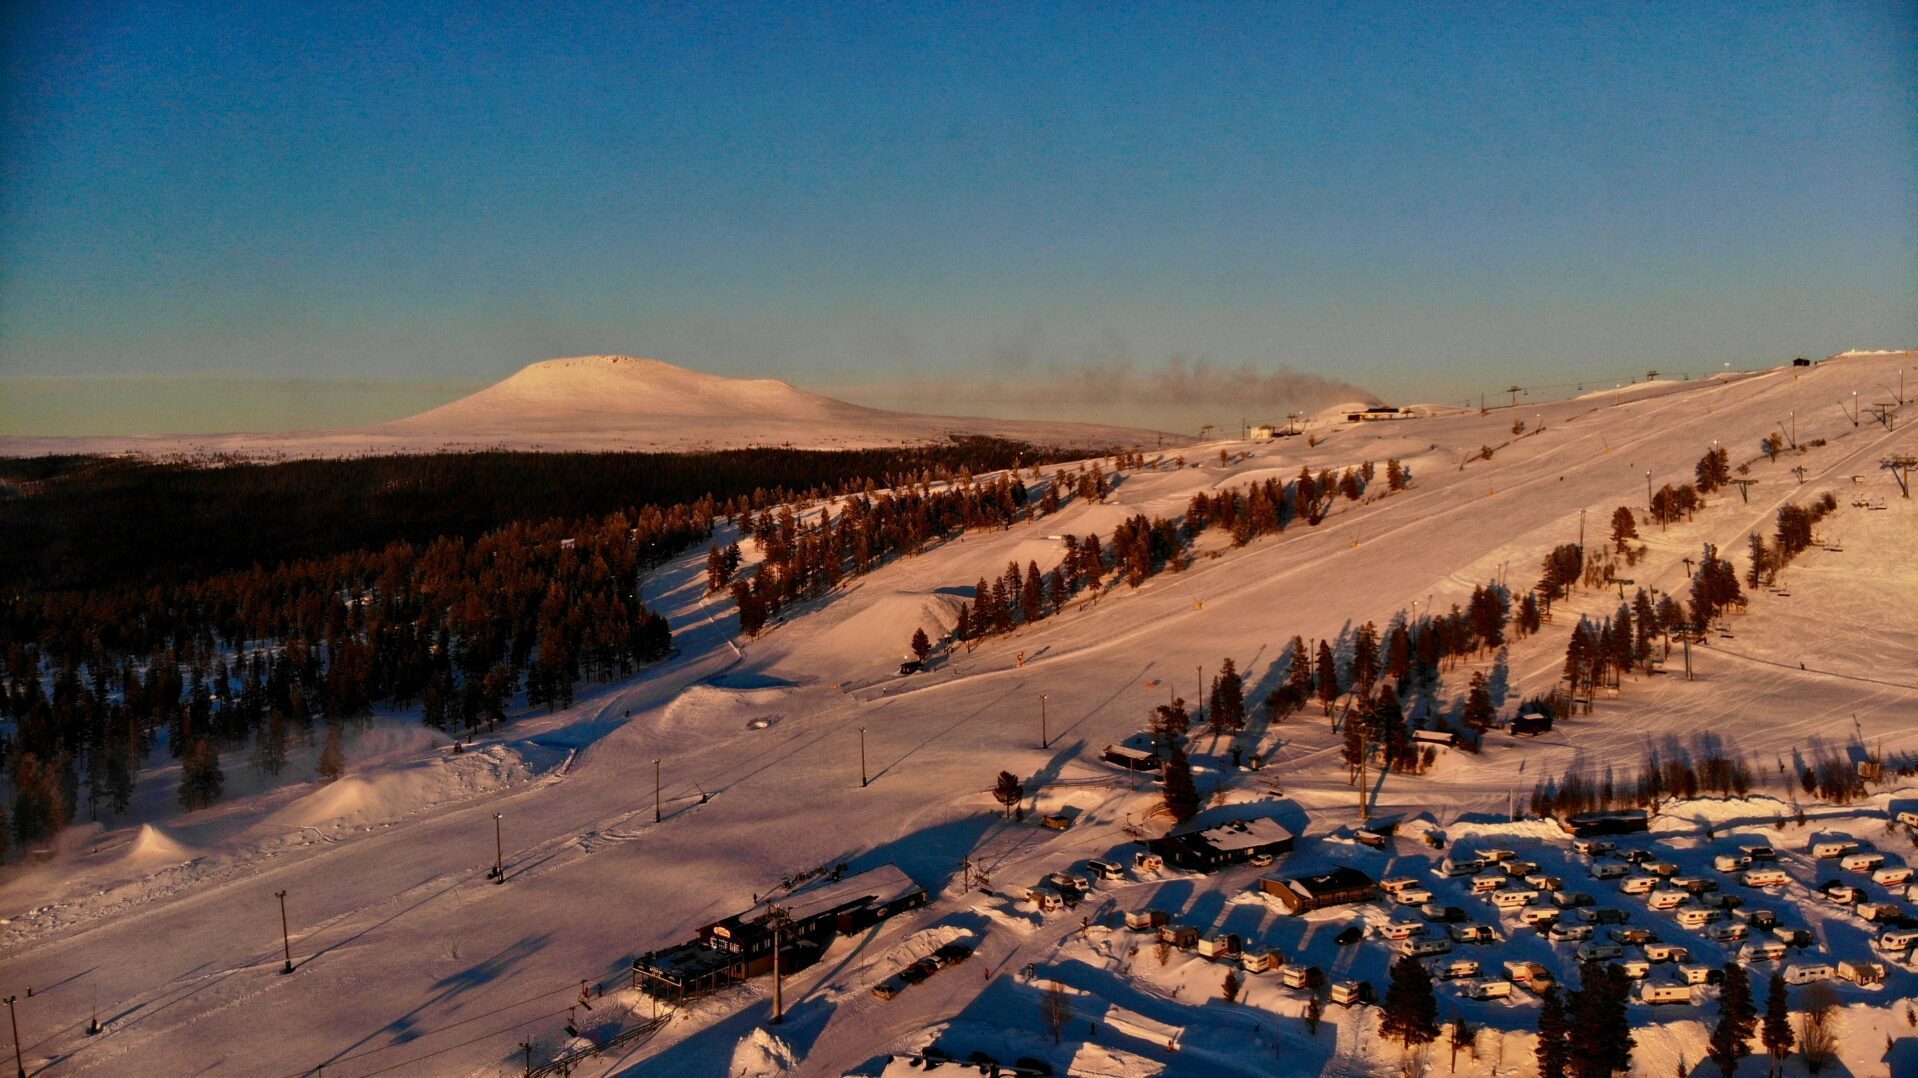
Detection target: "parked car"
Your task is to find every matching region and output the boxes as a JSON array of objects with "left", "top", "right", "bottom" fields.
[
  {"left": 871, "top": 979, "right": 902, "bottom": 1000},
  {"left": 933, "top": 943, "right": 975, "bottom": 966},
  {"left": 1335, "top": 924, "right": 1363, "bottom": 946},
  {"left": 898, "top": 960, "right": 937, "bottom": 985}
]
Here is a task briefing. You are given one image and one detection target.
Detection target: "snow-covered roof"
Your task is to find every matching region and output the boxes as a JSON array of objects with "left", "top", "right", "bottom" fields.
[
  {"left": 744, "top": 864, "right": 921, "bottom": 927},
  {"left": 1166, "top": 815, "right": 1294, "bottom": 852}
]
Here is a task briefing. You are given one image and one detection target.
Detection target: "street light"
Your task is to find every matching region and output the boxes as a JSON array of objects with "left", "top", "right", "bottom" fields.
[
  {"left": 653, "top": 758, "right": 662, "bottom": 823},
  {"left": 275, "top": 890, "right": 294, "bottom": 974},
  {"left": 859, "top": 727, "right": 868, "bottom": 788},
  {"left": 489, "top": 812, "right": 504, "bottom": 882},
  {"left": 6, "top": 993, "right": 25, "bottom": 1078},
  {"left": 1039, "top": 694, "right": 1048, "bottom": 750}
]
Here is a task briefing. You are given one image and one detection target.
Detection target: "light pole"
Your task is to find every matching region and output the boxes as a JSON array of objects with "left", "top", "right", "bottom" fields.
[
  {"left": 275, "top": 890, "right": 294, "bottom": 974},
  {"left": 6, "top": 993, "right": 24, "bottom": 1078},
  {"left": 768, "top": 904, "right": 791, "bottom": 1024},
  {"left": 859, "top": 727, "right": 867, "bottom": 788},
  {"left": 1039, "top": 694, "right": 1048, "bottom": 750},
  {"left": 653, "top": 758, "right": 661, "bottom": 823},
  {"left": 490, "top": 812, "right": 504, "bottom": 882}
]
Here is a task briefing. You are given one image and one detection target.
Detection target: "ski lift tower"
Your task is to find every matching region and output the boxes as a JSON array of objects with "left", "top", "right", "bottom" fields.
[{"left": 1883, "top": 456, "right": 1916, "bottom": 498}]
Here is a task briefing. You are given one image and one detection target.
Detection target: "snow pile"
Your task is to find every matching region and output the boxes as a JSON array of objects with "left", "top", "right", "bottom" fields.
[
  {"left": 263, "top": 741, "right": 553, "bottom": 830},
  {"left": 121, "top": 824, "right": 194, "bottom": 866},
  {"left": 728, "top": 1027, "right": 799, "bottom": 1076}
]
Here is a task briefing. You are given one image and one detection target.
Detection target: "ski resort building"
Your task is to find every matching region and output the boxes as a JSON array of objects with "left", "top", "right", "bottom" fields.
[
  {"left": 1148, "top": 815, "right": 1295, "bottom": 872},
  {"left": 1258, "top": 867, "right": 1378, "bottom": 914},
  {"left": 632, "top": 865, "right": 926, "bottom": 1000},
  {"left": 1102, "top": 742, "right": 1163, "bottom": 772},
  {"left": 1560, "top": 808, "right": 1652, "bottom": 838}
]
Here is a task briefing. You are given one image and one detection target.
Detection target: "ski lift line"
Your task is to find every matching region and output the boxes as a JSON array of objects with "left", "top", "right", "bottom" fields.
[{"left": 254, "top": 981, "right": 586, "bottom": 1078}]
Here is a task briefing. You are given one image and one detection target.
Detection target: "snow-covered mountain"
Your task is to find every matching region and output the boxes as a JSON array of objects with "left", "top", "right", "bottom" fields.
[
  {"left": 4, "top": 349, "right": 1915, "bottom": 1077},
  {"left": 0, "top": 355, "right": 1181, "bottom": 457}
]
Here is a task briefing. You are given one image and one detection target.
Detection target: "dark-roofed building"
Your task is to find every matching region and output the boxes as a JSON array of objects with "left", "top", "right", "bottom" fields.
[
  {"left": 1148, "top": 815, "right": 1295, "bottom": 872},
  {"left": 1560, "top": 808, "right": 1650, "bottom": 838},
  {"left": 634, "top": 865, "right": 926, "bottom": 1000},
  {"left": 1258, "top": 867, "right": 1377, "bottom": 914},
  {"left": 1102, "top": 741, "right": 1163, "bottom": 772}
]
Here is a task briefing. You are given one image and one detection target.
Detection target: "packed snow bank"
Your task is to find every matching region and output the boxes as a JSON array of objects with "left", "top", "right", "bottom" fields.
[
  {"left": 809, "top": 592, "right": 965, "bottom": 669},
  {"left": 263, "top": 741, "right": 557, "bottom": 830}
]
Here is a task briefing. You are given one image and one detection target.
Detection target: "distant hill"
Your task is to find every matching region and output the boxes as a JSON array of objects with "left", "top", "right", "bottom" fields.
[{"left": 0, "top": 355, "right": 1180, "bottom": 458}]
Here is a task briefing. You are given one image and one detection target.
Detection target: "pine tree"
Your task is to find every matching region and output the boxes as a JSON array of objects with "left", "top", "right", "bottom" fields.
[
  {"left": 1380, "top": 955, "right": 1439, "bottom": 1048},
  {"left": 1315, "top": 640, "right": 1340, "bottom": 714},
  {"left": 1222, "top": 968, "right": 1242, "bottom": 1002},
  {"left": 992, "top": 770, "right": 1024, "bottom": 818},
  {"left": 1208, "top": 659, "right": 1246, "bottom": 733},
  {"left": 1721, "top": 961, "right": 1756, "bottom": 1048},
  {"left": 1463, "top": 671, "right": 1496, "bottom": 729},
  {"left": 1745, "top": 533, "right": 1768, "bottom": 589},
  {"left": 1351, "top": 623, "right": 1380, "bottom": 692},
  {"left": 1285, "top": 637, "right": 1314, "bottom": 698},
  {"left": 1761, "top": 971, "right": 1793, "bottom": 1065},
  {"left": 1610, "top": 506, "right": 1638, "bottom": 552},
  {"left": 1535, "top": 986, "right": 1570, "bottom": 1078},
  {"left": 1161, "top": 740, "right": 1200, "bottom": 823},
  {"left": 910, "top": 628, "right": 931, "bottom": 663},
  {"left": 178, "top": 738, "right": 224, "bottom": 811},
  {"left": 317, "top": 722, "right": 345, "bottom": 783},
  {"left": 1021, "top": 561, "right": 1044, "bottom": 622}
]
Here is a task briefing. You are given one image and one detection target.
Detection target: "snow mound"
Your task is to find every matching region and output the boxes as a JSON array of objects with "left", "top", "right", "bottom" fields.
[
  {"left": 123, "top": 824, "right": 194, "bottom": 865},
  {"left": 265, "top": 743, "right": 550, "bottom": 830},
  {"left": 808, "top": 592, "right": 965, "bottom": 670},
  {"left": 729, "top": 1027, "right": 799, "bottom": 1076}
]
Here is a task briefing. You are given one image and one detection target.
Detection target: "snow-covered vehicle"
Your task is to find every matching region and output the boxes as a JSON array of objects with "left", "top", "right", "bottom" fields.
[
  {"left": 1875, "top": 928, "right": 1918, "bottom": 955},
  {"left": 1518, "top": 905, "right": 1561, "bottom": 927},
  {"left": 1819, "top": 882, "right": 1858, "bottom": 905},
  {"left": 1679, "top": 964, "right": 1723, "bottom": 986},
  {"left": 1464, "top": 978, "right": 1512, "bottom": 1000},
  {"left": 1741, "top": 868, "right": 1789, "bottom": 888},
  {"left": 1491, "top": 889, "right": 1539, "bottom": 910},
  {"left": 1448, "top": 922, "right": 1496, "bottom": 944},
  {"left": 1379, "top": 920, "right": 1426, "bottom": 941},
  {"left": 1470, "top": 874, "right": 1505, "bottom": 894},
  {"left": 1871, "top": 865, "right": 1913, "bottom": 887},
  {"left": 1620, "top": 875, "right": 1657, "bottom": 895},
  {"left": 1739, "top": 844, "right": 1778, "bottom": 861},
  {"left": 1739, "top": 940, "right": 1788, "bottom": 962},
  {"left": 1573, "top": 838, "right": 1617, "bottom": 856},
  {"left": 1394, "top": 888, "right": 1435, "bottom": 906},
  {"left": 1503, "top": 960, "right": 1553, "bottom": 990},
  {"left": 1704, "top": 922, "right": 1749, "bottom": 942},
  {"left": 1783, "top": 962, "right": 1834, "bottom": 985},
  {"left": 1811, "top": 839, "right": 1859, "bottom": 859},
  {"left": 1329, "top": 980, "right": 1372, "bottom": 1006},
  {"left": 1086, "top": 858, "right": 1126, "bottom": 882},
  {"left": 1589, "top": 862, "right": 1627, "bottom": 880},
  {"left": 1647, "top": 889, "right": 1689, "bottom": 911},
  {"left": 1610, "top": 926, "right": 1656, "bottom": 945},
  {"left": 1713, "top": 854, "right": 1751, "bottom": 873},
  {"left": 1547, "top": 921, "right": 1593, "bottom": 942},
  {"left": 1379, "top": 876, "right": 1420, "bottom": 895},
  {"left": 1644, "top": 942, "right": 1690, "bottom": 964},
  {"left": 1281, "top": 965, "right": 1324, "bottom": 990},
  {"left": 1614, "top": 958, "right": 1651, "bottom": 980},
  {"left": 1400, "top": 937, "right": 1452, "bottom": 958},
  {"left": 1550, "top": 890, "right": 1595, "bottom": 909},
  {"left": 1575, "top": 941, "right": 1623, "bottom": 962},
  {"left": 1674, "top": 908, "right": 1722, "bottom": 929},
  {"left": 1430, "top": 957, "right": 1481, "bottom": 980},
  {"left": 1841, "top": 852, "right": 1885, "bottom": 873},
  {"left": 1639, "top": 982, "right": 1692, "bottom": 1004},
  {"left": 1437, "top": 856, "right": 1483, "bottom": 877}
]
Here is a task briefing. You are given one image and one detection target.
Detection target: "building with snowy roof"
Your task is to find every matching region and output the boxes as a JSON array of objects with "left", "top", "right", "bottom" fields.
[{"left": 1148, "top": 814, "right": 1295, "bottom": 872}]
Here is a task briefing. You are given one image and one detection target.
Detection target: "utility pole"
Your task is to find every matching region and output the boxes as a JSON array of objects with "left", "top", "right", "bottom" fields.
[
  {"left": 490, "top": 812, "right": 504, "bottom": 882},
  {"left": 1682, "top": 634, "right": 1693, "bottom": 681},
  {"left": 768, "top": 904, "right": 791, "bottom": 1024},
  {"left": 6, "top": 993, "right": 24, "bottom": 1078},
  {"left": 1039, "top": 693, "right": 1048, "bottom": 750},
  {"left": 653, "top": 758, "right": 662, "bottom": 823},
  {"left": 859, "top": 727, "right": 867, "bottom": 788},
  {"left": 1196, "top": 665, "right": 1203, "bottom": 724},
  {"left": 1507, "top": 385, "right": 1522, "bottom": 409},
  {"left": 1358, "top": 730, "right": 1371, "bottom": 823},
  {"left": 275, "top": 890, "right": 294, "bottom": 974},
  {"left": 520, "top": 1039, "right": 532, "bottom": 1076},
  {"left": 1578, "top": 508, "right": 1585, "bottom": 552}
]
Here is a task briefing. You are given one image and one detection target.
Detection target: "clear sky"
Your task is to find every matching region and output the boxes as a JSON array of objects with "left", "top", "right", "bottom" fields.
[{"left": 2, "top": 1, "right": 1914, "bottom": 434}]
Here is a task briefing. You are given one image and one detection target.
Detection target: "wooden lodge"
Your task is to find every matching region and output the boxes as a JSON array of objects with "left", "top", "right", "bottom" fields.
[
  {"left": 1258, "top": 867, "right": 1377, "bottom": 915},
  {"left": 1148, "top": 815, "right": 1295, "bottom": 872}
]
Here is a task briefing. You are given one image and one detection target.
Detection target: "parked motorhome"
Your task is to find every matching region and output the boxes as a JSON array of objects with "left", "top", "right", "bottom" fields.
[
  {"left": 1740, "top": 940, "right": 1788, "bottom": 963},
  {"left": 1465, "top": 979, "right": 1513, "bottom": 1000},
  {"left": 1125, "top": 909, "right": 1171, "bottom": 931},
  {"left": 1492, "top": 889, "right": 1538, "bottom": 910},
  {"left": 1783, "top": 962, "right": 1834, "bottom": 985},
  {"left": 1838, "top": 959, "right": 1886, "bottom": 987},
  {"left": 1431, "top": 958, "right": 1481, "bottom": 980},
  {"left": 1645, "top": 861, "right": 1680, "bottom": 877},
  {"left": 1380, "top": 876, "right": 1420, "bottom": 895},
  {"left": 1705, "top": 922, "right": 1749, "bottom": 942},
  {"left": 1842, "top": 852, "right": 1885, "bottom": 873},
  {"left": 1576, "top": 941, "right": 1624, "bottom": 962},
  {"left": 1449, "top": 923, "right": 1496, "bottom": 944},
  {"left": 1811, "top": 839, "right": 1859, "bottom": 859},
  {"left": 1610, "top": 926, "right": 1655, "bottom": 945},
  {"left": 1395, "top": 888, "right": 1435, "bottom": 906},
  {"left": 1741, "top": 868, "right": 1789, "bottom": 888},
  {"left": 1329, "top": 980, "right": 1372, "bottom": 1006},
  {"left": 1875, "top": 928, "right": 1918, "bottom": 955},
  {"left": 1644, "top": 942, "right": 1690, "bottom": 964},
  {"left": 1621, "top": 875, "right": 1657, "bottom": 895},
  {"left": 1159, "top": 924, "right": 1199, "bottom": 949},
  {"left": 1470, "top": 874, "right": 1505, "bottom": 894},
  {"left": 1551, "top": 890, "right": 1595, "bottom": 909},
  {"left": 1589, "top": 863, "right": 1627, "bottom": 880},
  {"left": 1615, "top": 958, "right": 1651, "bottom": 980},
  {"left": 1196, "top": 934, "right": 1242, "bottom": 960},
  {"left": 1502, "top": 861, "right": 1540, "bottom": 878},
  {"left": 1437, "top": 856, "right": 1484, "bottom": 877},
  {"left": 1087, "top": 859, "right": 1126, "bottom": 882},
  {"left": 1872, "top": 866, "right": 1913, "bottom": 887},
  {"left": 1573, "top": 838, "right": 1617, "bottom": 856},
  {"left": 1772, "top": 926, "right": 1814, "bottom": 948},
  {"left": 1547, "top": 921, "right": 1593, "bottom": 942},
  {"left": 1675, "top": 908, "right": 1722, "bottom": 929},
  {"left": 1857, "top": 902, "right": 1905, "bottom": 923},
  {"left": 1241, "top": 949, "right": 1279, "bottom": 974},
  {"left": 1400, "top": 937, "right": 1453, "bottom": 958},
  {"left": 1714, "top": 854, "right": 1751, "bottom": 873},
  {"left": 1281, "top": 965, "right": 1324, "bottom": 990},
  {"left": 1380, "top": 920, "right": 1426, "bottom": 941},
  {"left": 1640, "top": 982, "right": 1693, "bottom": 1004},
  {"left": 1519, "top": 906, "right": 1562, "bottom": 926},
  {"left": 1504, "top": 960, "right": 1553, "bottom": 990},
  {"left": 1680, "top": 964, "right": 1723, "bottom": 986},
  {"left": 1648, "top": 889, "right": 1689, "bottom": 911}
]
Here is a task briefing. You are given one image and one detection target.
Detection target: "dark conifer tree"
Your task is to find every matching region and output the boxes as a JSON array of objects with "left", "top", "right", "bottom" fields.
[
  {"left": 910, "top": 628, "right": 931, "bottom": 663},
  {"left": 1315, "top": 640, "right": 1340, "bottom": 714},
  {"left": 1761, "top": 971, "right": 1793, "bottom": 1065},
  {"left": 1208, "top": 659, "right": 1246, "bottom": 733},
  {"left": 1380, "top": 955, "right": 1439, "bottom": 1049},
  {"left": 1463, "top": 671, "right": 1496, "bottom": 729},
  {"left": 1160, "top": 740, "right": 1200, "bottom": 823},
  {"left": 1610, "top": 506, "right": 1638, "bottom": 552},
  {"left": 1351, "top": 623, "right": 1380, "bottom": 693},
  {"left": 1535, "top": 986, "right": 1569, "bottom": 1078}
]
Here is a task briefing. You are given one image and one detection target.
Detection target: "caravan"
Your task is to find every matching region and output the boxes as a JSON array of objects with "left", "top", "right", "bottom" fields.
[
  {"left": 1639, "top": 982, "right": 1693, "bottom": 1005},
  {"left": 1783, "top": 962, "right": 1835, "bottom": 985},
  {"left": 1741, "top": 868, "right": 1789, "bottom": 888}
]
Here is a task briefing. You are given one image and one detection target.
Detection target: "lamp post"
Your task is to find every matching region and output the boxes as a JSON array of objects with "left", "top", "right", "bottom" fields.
[
  {"left": 489, "top": 812, "right": 504, "bottom": 882},
  {"left": 768, "top": 904, "right": 792, "bottom": 1024},
  {"left": 859, "top": 727, "right": 868, "bottom": 788},
  {"left": 1039, "top": 694, "right": 1048, "bottom": 750},
  {"left": 6, "top": 993, "right": 25, "bottom": 1078},
  {"left": 275, "top": 890, "right": 294, "bottom": 974},
  {"left": 653, "top": 758, "right": 661, "bottom": 823}
]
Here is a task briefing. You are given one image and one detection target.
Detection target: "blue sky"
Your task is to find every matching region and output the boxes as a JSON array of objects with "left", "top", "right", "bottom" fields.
[{"left": 2, "top": 1, "right": 1913, "bottom": 433}]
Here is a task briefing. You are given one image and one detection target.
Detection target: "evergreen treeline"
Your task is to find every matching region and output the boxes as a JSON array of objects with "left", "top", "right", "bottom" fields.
[{"left": 0, "top": 440, "right": 1077, "bottom": 595}]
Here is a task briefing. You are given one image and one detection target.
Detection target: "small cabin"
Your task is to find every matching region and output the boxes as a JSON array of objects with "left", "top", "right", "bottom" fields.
[
  {"left": 1196, "top": 933, "right": 1242, "bottom": 959},
  {"left": 1102, "top": 743, "right": 1163, "bottom": 772},
  {"left": 1793, "top": 357, "right": 1812, "bottom": 367},
  {"left": 1159, "top": 924, "right": 1200, "bottom": 949},
  {"left": 1413, "top": 729, "right": 1456, "bottom": 749},
  {"left": 1259, "top": 867, "right": 1377, "bottom": 915},
  {"left": 1249, "top": 424, "right": 1278, "bottom": 441},
  {"left": 1125, "top": 909, "right": 1170, "bottom": 931},
  {"left": 1838, "top": 959, "right": 1885, "bottom": 987}
]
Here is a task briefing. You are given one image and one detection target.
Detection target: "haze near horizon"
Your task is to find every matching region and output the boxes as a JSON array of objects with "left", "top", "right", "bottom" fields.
[{"left": 2, "top": 2, "right": 1913, "bottom": 436}]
